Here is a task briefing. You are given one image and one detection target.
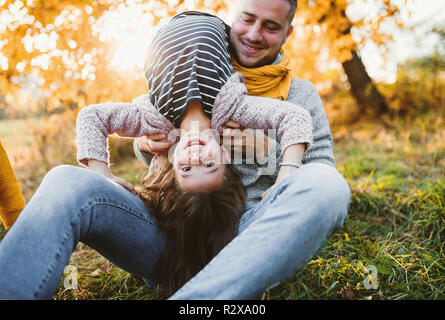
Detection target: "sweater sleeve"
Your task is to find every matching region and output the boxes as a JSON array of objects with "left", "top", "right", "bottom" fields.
[
  {"left": 211, "top": 73, "right": 313, "bottom": 153},
  {"left": 0, "top": 141, "right": 25, "bottom": 229},
  {"left": 76, "top": 94, "right": 175, "bottom": 166},
  {"left": 287, "top": 79, "right": 335, "bottom": 167}
]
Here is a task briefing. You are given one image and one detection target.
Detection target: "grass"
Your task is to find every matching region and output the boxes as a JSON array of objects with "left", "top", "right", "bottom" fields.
[
  {"left": 0, "top": 118, "right": 44, "bottom": 147},
  {"left": 264, "top": 112, "right": 444, "bottom": 300},
  {"left": 0, "top": 110, "right": 444, "bottom": 300}
]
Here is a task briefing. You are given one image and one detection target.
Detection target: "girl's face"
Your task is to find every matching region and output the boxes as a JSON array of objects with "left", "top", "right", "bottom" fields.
[{"left": 172, "top": 128, "right": 230, "bottom": 193}]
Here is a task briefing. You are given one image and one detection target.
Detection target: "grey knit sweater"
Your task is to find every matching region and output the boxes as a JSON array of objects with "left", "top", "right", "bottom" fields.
[
  {"left": 134, "top": 54, "right": 335, "bottom": 207},
  {"left": 232, "top": 77, "right": 335, "bottom": 208}
]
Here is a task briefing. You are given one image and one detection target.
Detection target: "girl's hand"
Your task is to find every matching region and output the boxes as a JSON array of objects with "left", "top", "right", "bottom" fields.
[
  {"left": 107, "top": 174, "right": 137, "bottom": 195},
  {"left": 261, "top": 184, "right": 276, "bottom": 198},
  {"left": 87, "top": 159, "right": 137, "bottom": 195},
  {"left": 261, "top": 165, "right": 298, "bottom": 198}
]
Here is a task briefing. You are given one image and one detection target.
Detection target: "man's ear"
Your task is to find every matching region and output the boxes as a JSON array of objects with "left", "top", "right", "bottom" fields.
[{"left": 286, "top": 25, "right": 294, "bottom": 41}]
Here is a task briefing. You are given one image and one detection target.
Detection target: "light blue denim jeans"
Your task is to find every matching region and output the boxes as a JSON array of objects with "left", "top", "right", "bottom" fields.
[{"left": 0, "top": 163, "right": 350, "bottom": 299}]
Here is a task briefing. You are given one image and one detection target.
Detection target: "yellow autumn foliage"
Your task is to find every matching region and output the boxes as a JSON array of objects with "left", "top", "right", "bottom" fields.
[
  {"left": 0, "top": 0, "right": 409, "bottom": 114},
  {"left": 0, "top": 0, "right": 424, "bottom": 168}
]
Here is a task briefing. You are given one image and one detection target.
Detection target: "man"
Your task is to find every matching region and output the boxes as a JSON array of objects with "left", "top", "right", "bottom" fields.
[
  {"left": 0, "top": 0, "right": 348, "bottom": 300},
  {"left": 135, "top": 0, "right": 351, "bottom": 299}
]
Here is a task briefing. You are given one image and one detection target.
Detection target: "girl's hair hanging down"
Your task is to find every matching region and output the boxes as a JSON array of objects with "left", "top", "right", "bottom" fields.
[{"left": 138, "top": 155, "right": 246, "bottom": 296}]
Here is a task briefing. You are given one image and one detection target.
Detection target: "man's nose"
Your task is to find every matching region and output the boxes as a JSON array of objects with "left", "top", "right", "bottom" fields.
[{"left": 246, "top": 22, "right": 262, "bottom": 42}]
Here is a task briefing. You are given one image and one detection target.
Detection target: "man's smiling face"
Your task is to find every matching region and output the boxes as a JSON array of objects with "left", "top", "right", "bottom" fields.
[{"left": 230, "top": 0, "right": 294, "bottom": 68}]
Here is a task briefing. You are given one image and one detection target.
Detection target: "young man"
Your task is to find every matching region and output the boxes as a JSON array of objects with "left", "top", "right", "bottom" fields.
[
  {"left": 0, "top": 0, "right": 348, "bottom": 300},
  {"left": 135, "top": 0, "right": 351, "bottom": 299}
]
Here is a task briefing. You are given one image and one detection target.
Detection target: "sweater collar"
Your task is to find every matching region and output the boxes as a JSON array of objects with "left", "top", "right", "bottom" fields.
[{"left": 271, "top": 52, "right": 283, "bottom": 66}]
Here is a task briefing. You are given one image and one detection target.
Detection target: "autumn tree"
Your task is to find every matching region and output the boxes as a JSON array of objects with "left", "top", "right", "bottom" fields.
[
  {"left": 286, "top": 0, "right": 411, "bottom": 118},
  {"left": 0, "top": 0, "right": 410, "bottom": 119},
  {"left": 194, "top": 0, "right": 409, "bottom": 118}
]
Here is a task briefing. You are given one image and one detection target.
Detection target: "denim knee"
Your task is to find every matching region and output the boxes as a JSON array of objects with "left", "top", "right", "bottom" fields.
[
  {"left": 43, "top": 164, "right": 83, "bottom": 185},
  {"left": 42, "top": 165, "right": 101, "bottom": 195},
  {"left": 35, "top": 165, "right": 105, "bottom": 214},
  {"left": 307, "top": 163, "right": 350, "bottom": 204},
  {"left": 280, "top": 163, "right": 351, "bottom": 223}
]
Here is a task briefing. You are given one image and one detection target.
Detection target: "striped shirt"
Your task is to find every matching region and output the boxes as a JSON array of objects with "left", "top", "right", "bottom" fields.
[{"left": 144, "top": 12, "right": 234, "bottom": 127}]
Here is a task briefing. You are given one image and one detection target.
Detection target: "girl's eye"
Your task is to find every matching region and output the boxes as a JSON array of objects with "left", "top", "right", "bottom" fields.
[
  {"left": 182, "top": 166, "right": 191, "bottom": 172},
  {"left": 205, "top": 162, "right": 215, "bottom": 168}
]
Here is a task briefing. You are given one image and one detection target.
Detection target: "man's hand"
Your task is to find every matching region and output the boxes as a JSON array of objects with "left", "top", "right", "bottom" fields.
[
  {"left": 222, "top": 120, "right": 270, "bottom": 160},
  {"left": 136, "top": 133, "right": 176, "bottom": 157}
]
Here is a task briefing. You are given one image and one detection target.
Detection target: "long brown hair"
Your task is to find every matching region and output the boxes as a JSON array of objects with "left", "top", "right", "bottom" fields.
[{"left": 137, "top": 155, "right": 246, "bottom": 296}]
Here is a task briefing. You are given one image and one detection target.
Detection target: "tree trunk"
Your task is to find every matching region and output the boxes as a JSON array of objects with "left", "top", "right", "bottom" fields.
[{"left": 342, "top": 50, "right": 389, "bottom": 117}]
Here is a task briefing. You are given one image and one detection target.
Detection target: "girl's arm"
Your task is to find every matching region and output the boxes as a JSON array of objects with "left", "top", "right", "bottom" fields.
[
  {"left": 76, "top": 95, "right": 175, "bottom": 194},
  {"left": 212, "top": 73, "right": 313, "bottom": 155},
  {"left": 261, "top": 143, "right": 305, "bottom": 197},
  {"left": 212, "top": 73, "right": 312, "bottom": 197},
  {"left": 76, "top": 94, "right": 175, "bottom": 167}
]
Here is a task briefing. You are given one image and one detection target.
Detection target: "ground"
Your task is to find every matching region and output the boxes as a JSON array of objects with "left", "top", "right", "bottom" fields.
[{"left": 1, "top": 110, "right": 443, "bottom": 300}]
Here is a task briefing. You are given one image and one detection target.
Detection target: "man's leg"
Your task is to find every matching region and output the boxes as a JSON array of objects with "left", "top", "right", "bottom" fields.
[
  {"left": 0, "top": 165, "right": 165, "bottom": 299},
  {"left": 169, "top": 163, "right": 350, "bottom": 299}
]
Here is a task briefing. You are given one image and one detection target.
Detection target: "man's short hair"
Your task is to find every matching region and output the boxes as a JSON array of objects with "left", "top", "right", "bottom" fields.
[{"left": 285, "top": 0, "right": 298, "bottom": 24}]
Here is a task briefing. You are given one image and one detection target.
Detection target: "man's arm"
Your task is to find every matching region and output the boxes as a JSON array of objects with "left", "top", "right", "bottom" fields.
[{"left": 287, "top": 78, "right": 335, "bottom": 167}]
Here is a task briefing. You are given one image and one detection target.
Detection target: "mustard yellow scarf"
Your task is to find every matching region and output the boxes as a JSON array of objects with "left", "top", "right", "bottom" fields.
[{"left": 231, "top": 50, "right": 294, "bottom": 101}]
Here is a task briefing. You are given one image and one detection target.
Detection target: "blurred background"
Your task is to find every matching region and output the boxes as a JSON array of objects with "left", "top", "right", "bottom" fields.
[
  {"left": 0, "top": 0, "right": 443, "bottom": 176},
  {"left": 0, "top": 0, "right": 444, "bottom": 300}
]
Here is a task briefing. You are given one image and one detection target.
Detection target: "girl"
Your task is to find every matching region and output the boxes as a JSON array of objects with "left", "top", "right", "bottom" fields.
[{"left": 76, "top": 11, "right": 313, "bottom": 295}]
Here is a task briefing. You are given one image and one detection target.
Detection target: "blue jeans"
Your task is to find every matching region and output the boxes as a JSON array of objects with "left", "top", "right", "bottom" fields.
[{"left": 0, "top": 163, "right": 350, "bottom": 299}]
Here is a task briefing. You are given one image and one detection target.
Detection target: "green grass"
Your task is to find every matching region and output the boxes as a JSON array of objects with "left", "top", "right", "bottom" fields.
[
  {"left": 264, "top": 113, "right": 444, "bottom": 300},
  {"left": 0, "top": 111, "right": 444, "bottom": 300}
]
